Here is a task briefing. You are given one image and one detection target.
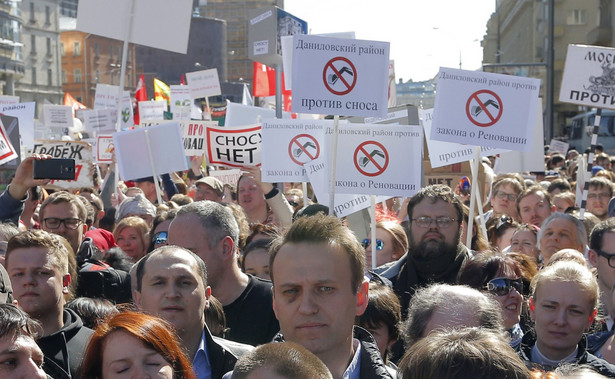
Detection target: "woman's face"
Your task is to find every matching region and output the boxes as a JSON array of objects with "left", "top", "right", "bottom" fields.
[
  {"left": 495, "top": 227, "right": 516, "bottom": 252},
  {"left": 243, "top": 248, "right": 270, "bottom": 280},
  {"left": 102, "top": 331, "right": 173, "bottom": 379},
  {"left": 487, "top": 269, "right": 523, "bottom": 330},
  {"left": 365, "top": 228, "right": 396, "bottom": 268},
  {"left": 116, "top": 227, "right": 146, "bottom": 262},
  {"left": 152, "top": 219, "right": 172, "bottom": 250},
  {"left": 509, "top": 230, "right": 539, "bottom": 260},
  {"left": 238, "top": 176, "right": 264, "bottom": 213},
  {"left": 531, "top": 280, "right": 595, "bottom": 360}
]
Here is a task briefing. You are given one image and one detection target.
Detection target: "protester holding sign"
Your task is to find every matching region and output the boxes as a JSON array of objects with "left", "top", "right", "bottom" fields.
[{"left": 237, "top": 166, "right": 293, "bottom": 228}]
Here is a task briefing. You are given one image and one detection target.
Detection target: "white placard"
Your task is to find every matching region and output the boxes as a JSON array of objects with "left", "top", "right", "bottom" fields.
[
  {"left": 170, "top": 85, "right": 192, "bottom": 121},
  {"left": 113, "top": 122, "right": 187, "bottom": 180},
  {"left": 431, "top": 67, "right": 540, "bottom": 152},
  {"left": 548, "top": 139, "right": 569, "bottom": 155},
  {"left": 421, "top": 108, "right": 509, "bottom": 168},
  {"left": 305, "top": 155, "right": 390, "bottom": 218},
  {"left": 0, "top": 118, "right": 18, "bottom": 166},
  {"left": 31, "top": 140, "right": 93, "bottom": 189},
  {"left": 186, "top": 69, "right": 221, "bottom": 99},
  {"left": 119, "top": 92, "right": 133, "bottom": 129},
  {"left": 43, "top": 105, "right": 73, "bottom": 128},
  {"left": 1, "top": 102, "right": 35, "bottom": 149},
  {"left": 261, "top": 119, "right": 327, "bottom": 182},
  {"left": 559, "top": 44, "right": 615, "bottom": 110},
  {"left": 225, "top": 103, "right": 276, "bottom": 127},
  {"left": 495, "top": 106, "right": 546, "bottom": 174},
  {"left": 138, "top": 101, "right": 167, "bottom": 122},
  {"left": 0, "top": 95, "right": 19, "bottom": 105},
  {"left": 334, "top": 124, "right": 422, "bottom": 197},
  {"left": 76, "top": 0, "right": 192, "bottom": 54},
  {"left": 209, "top": 169, "right": 242, "bottom": 186},
  {"left": 94, "top": 84, "right": 120, "bottom": 110},
  {"left": 96, "top": 135, "right": 114, "bottom": 163},
  {"left": 182, "top": 121, "right": 217, "bottom": 156},
  {"left": 206, "top": 124, "right": 261, "bottom": 168},
  {"left": 79, "top": 109, "right": 116, "bottom": 134},
  {"left": 291, "top": 34, "right": 389, "bottom": 117}
]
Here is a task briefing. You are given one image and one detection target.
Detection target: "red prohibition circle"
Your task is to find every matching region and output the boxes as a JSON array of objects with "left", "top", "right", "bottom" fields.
[
  {"left": 322, "top": 57, "right": 358, "bottom": 95},
  {"left": 465, "top": 89, "right": 503, "bottom": 127},
  {"left": 353, "top": 140, "right": 389, "bottom": 177},
  {"left": 288, "top": 134, "right": 320, "bottom": 166}
]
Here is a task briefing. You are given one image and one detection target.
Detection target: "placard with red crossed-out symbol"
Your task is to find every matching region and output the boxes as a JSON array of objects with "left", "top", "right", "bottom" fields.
[
  {"left": 288, "top": 134, "right": 320, "bottom": 166},
  {"left": 323, "top": 57, "right": 358, "bottom": 95},
  {"left": 465, "top": 89, "right": 503, "bottom": 127},
  {"left": 353, "top": 141, "right": 389, "bottom": 177}
]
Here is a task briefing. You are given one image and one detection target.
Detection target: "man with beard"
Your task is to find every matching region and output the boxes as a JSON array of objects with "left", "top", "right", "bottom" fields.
[{"left": 379, "top": 185, "right": 470, "bottom": 316}]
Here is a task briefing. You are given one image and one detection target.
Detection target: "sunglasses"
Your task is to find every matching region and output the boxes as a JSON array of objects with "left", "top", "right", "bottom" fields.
[
  {"left": 361, "top": 238, "right": 384, "bottom": 250},
  {"left": 484, "top": 277, "right": 523, "bottom": 296},
  {"left": 152, "top": 231, "right": 168, "bottom": 246}
]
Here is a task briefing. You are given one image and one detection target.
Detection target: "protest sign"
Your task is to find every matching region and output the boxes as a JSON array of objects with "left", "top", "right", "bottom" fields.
[
  {"left": 119, "top": 92, "right": 133, "bottom": 129},
  {"left": 138, "top": 101, "right": 167, "bottom": 122},
  {"left": 0, "top": 95, "right": 18, "bottom": 105},
  {"left": 225, "top": 102, "right": 292, "bottom": 127},
  {"left": 261, "top": 119, "right": 326, "bottom": 182},
  {"left": 95, "top": 135, "right": 114, "bottom": 163},
  {"left": 77, "top": 0, "right": 192, "bottom": 54},
  {"left": 206, "top": 124, "right": 262, "bottom": 168},
  {"left": 170, "top": 85, "right": 192, "bottom": 121},
  {"left": 291, "top": 34, "right": 389, "bottom": 117},
  {"left": 182, "top": 121, "right": 217, "bottom": 156},
  {"left": 43, "top": 105, "right": 73, "bottom": 128},
  {"left": 31, "top": 140, "right": 93, "bottom": 189},
  {"left": 431, "top": 67, "right": 540, "bottom": 151},
  {"left": 1, "top": 102, "right": 35, "bottom": 149},
  {"left": 113, "top": 122, "right": 187, "bottom": 180},
  {"left": 548, "top": 139, "right": 569, "bottom": 155},
  {"left": 0, "top": 116, "right": 18, "bottom": 166},
  {"left": 495, "top": 106, "right": 546, "bottom": 174},
  {"left": 209, "top": 169, "right": 242, "bottom": 186},
  {"left": 559, "top": 44, "right": 615, "bottom": 110},
  {"left": 94, "top": 84, "right": 120, "bottom": 110},
  {"left": 421, "top": 108, "right": 509, "bottom": 168},
  {"left": 79, "top": 109, "right": 116, "bottom": 134},
  {"left": 0, "top": 115, "right": 20, "bottom": 168},
  {"left": 304, "top": 155, "right": 390, "bottom": 218},
  {"left": 186, "top": 69, "right": 221, "bottom": 99},
  {"left": 333, "top": 124, "right": 422, "bottom": 197}
]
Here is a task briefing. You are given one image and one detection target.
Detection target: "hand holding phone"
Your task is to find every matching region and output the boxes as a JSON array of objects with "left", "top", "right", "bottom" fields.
[{"left": 33, "top": 158, "right": 76, "bottom": 180}]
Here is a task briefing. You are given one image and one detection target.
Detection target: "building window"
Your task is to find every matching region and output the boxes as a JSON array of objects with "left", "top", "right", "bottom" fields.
[
  {"left": 46, "top": 37, "right": 51, "bottom": 55},
  {"left": 31, "top": 68, "right": 36, "bottom": 84},
  {"left": 95, "top": 69, "right": 99, "bottom": 82},
  {"left": 109, "top": 45, "right": 113, "bottom": 60},
  {"left": 110, "top": 71, "right": 115, "bottom": 85},
  {"left": 29, "top": 2, "right": 34, "bottom": 22},
  {"left": 30, "top": 35, "right": 35, "bottom": 53},
  {"left": 45, "top": 6, "right": 50, "bottom": 25},
  {"left": 74, "top": 69, "right": 82, "bottom": 83},
  {"left": 117, "top": 46, "right": 121, "bottom": 61},
  {"left": 60, "top": 42, "right": 64, "bottom": 56},
  {"left": 94, "top": 43, "right": 99, "bottom": 57},
  {"left": 47, "top": 69, "right": 52, "bottom": 86},
  {"left": 567, "top": 10, "right": 587, "bottom": 25},
  {"left": 61, "top": 69, "right": 66, "bottom": 84},
  {"left": 73, "top": 41, "right": 80, "bottom": 56}
]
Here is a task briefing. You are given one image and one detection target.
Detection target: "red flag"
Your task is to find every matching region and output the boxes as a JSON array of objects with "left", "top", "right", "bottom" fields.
[
  {"left": 253, "top": 62, "right": 277, "bottom": 97},
  {"left": 134, "top": 74, "right": 147, "bottom": 125},
  {"left": 180, "top": 74, "right": 186, "bottom": 85},
  {"left": 63, "top": 92, "right": 86, "bottom": 117}
]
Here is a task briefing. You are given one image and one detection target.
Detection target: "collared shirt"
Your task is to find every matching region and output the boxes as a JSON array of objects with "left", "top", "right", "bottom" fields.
[
  {"left": 193, "top": 330, "right": 212, "bottom": 379},
  {"left": 343, "top": 338, "right": 362, "bottom": 379}
]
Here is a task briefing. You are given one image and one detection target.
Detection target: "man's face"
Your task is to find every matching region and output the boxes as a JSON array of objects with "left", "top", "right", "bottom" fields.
[
  {"left": 518, "top": 193, "right": 553, "bottom": 227},
  {"left": 135, "top": 182, "right": 156, "bottom": 200},
  {"left": 41, "top": 202, "right": 86, "bottom": 254},
  {"left": 167, "top": 214, "right": 224, "bottom": 288},
  {"left": 194, "top": 183, "right": 222, "bottom": 202},
  {"left": 490, "top": 183, "right": 519, "bottom": 218},
  {"left": 6, "top": 247, "right": 69, "bottom": 319},
  {"left": 539, "top": 218, "right": 582, "bottom": 263},
  {"left": 409, "top": 198, "right": 460, "bottom": 260},
  {"left": 587, "top": 186, "right": 611, "bottom": 219},
  {"left": 589, "top": 232, "right": 615, "bottom": 297},
  {"left": 272, "top": 242, "right": 368, "bottom": 357},
  {"left": 238, "top": 176, "right": 264, "bottom": 213},
  {"left": 0, "top": 332, "right": 47, "bottom": 379},
  {"left": 134, "top": 251, "right": 209, "bottom": 335}
]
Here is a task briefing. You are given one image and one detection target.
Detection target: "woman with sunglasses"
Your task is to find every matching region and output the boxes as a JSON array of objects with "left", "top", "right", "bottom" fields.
[
  {"left": 363, "top": 221, "right": 408, "bottom": 269},
  {"left": 518, "top": 260, "right": 615, "bottom": 376},
  {"left": 458, "top": 251, "right": 526, "bottom": 348},
  {"left": 148, "top": 209, "right": 178, "bottom": 252}
]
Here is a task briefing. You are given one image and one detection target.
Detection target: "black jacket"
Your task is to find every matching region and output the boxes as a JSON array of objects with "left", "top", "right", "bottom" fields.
[
  {"left": 206, "top": 325, "right": 253, "bottom": 379},
  {"left": 517, "top": 332, "right": 615, "bottom": 378},
  {"left": 37, "top": 309, "right": 94, "bottom": 379}
]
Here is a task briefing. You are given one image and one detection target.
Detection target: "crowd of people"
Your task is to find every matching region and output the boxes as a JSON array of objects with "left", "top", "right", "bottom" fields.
[{"left": 1, "top": 145, "right": 615, "bottom": 378}]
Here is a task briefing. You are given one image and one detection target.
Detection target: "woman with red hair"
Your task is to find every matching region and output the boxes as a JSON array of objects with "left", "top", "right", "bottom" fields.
[{"left": 81, "top": 311, "right": 195, "bottom": 379}]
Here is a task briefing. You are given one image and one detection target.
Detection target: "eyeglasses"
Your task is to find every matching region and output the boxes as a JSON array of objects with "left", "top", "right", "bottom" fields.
[
  {"left": 42, "top": 218, "right": 83, "bottom": 230},
  {"left": 495, "top": 191, "right": 517, "bottom": 202},
  {"left": 595, "top": 249, "right": 615, "bottom": 269},
  {"left": 484, "top": 277, "right": 523, "bottom": 296},
  {"left": 362, "top": 238, "right": 384, "bottom": 250},
  {"left": 152, "top": 231, "right": 168, "bottom": 246},
  {"left": 412, "top": 216, "right": 457, "bottom": 229}
]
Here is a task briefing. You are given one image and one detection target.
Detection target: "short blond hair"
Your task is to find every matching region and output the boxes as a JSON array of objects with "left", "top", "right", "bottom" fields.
[{"left": 531, "top": 260, "right": 599, "bottom": 311}]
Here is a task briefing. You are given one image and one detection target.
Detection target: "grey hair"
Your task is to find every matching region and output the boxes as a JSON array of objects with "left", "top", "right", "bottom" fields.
[
  {"left": 176, "top": 201, "right": 239, "bottom": 249},
  {"left": 537, "top": 212, "right": 587, "bottom": 251}
]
